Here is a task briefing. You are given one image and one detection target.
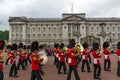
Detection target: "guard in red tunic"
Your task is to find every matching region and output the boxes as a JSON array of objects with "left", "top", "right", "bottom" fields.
[
  {"left": 9, "top": 43, "right": 18, "bottom": 77},
  {"left": 58, "top": 43, "right": 67, "bottom": 74},
  {"left": 0, "top": 41, "right": 5, "bottom": 80},
  {"left": 92, "top": 43, "right": 101, "bottom": 79},
  {"left": 103, "top": 41, "right": 111, "bottom": 71},
  {"left": 17, "top": 43, "right": 26, "bottom": 70},
  {"left": 25, "top": 45, "right": 31, "bottom": 66},
  {"left": 54, "top": 43, "right": 60, "bottom": 68},
  {"left": 30, "top": 41, "right": 43, "bottom": 80},
  {"left": 116, "top": 42, "right": 120, "bottom": 77},
  {"left": 5, "top": 45, "right": 11, "bottom": 65},
  {"left": 67, "top": 39, "right": 80, "bottom": 80},
  {"left": 81, "top": 43, "right": 91, "bottom": 72}
]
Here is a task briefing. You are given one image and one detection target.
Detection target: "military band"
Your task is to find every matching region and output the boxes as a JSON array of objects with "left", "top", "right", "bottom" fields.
[{"left": 1, "top": 39, "right": 120, "bottom": 80}]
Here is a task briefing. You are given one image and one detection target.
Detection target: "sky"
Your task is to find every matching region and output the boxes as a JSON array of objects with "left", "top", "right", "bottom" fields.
[{"left": 0, "top": 0, "right": 120, "bottom": 30}]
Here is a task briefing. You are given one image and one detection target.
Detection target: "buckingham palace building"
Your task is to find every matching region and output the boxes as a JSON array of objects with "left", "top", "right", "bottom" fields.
[{"left": 8, "top": 13, "right": 120, "bottom": 49}]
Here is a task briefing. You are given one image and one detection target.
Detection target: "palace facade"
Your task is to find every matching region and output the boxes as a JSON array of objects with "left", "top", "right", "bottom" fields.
[{"left": 8, "top": 13, "right": 120, "bottom": 48}]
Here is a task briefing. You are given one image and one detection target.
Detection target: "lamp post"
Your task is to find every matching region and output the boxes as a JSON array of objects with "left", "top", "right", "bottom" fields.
[{"left": 97, "top": 23, "right": 108, "bottom": 50}]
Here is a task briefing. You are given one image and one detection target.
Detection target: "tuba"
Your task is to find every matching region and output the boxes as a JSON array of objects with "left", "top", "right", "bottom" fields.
[
  {"left": 38, "top": 51, "right": 48, "bottom": 65},
  {"left": 75, "top": 43, "right": 84, "bottom": 53},
  {"left": 75, "top": 43, "right": 84, "bottom": 56}
]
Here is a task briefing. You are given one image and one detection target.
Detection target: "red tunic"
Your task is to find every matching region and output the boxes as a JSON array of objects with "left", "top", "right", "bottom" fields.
[
  {"left": 0, "top": 51, "right": 3, "bottom": 70},
  {"left": 116, "top": 49, "right": 120, "bottom": 62},
  {"left": 31, "top": 53, "right": 40, "bottom": 70},
  {"left": 9, "top": 52, "right": 15, "bottom": 64},
  {"left": 54, "top": 48, "right": 60, "bottom": 58},
  {"left": 0, "top": 64, "right": 3, "bottom": 70},
  {"left": 103, "top": 48, "right": 111, "bottom": 61},
  {"left": 67, "top": 49, "right": 77, "bottom": 66},
  {"left": 59, "top": 50, "right": 65, "bottom": 62},
  {"left": 82, "top": 48, "right": 90, "bottom": 61},
  {"left": 92, "top": 51, "right": 101, "bottom": 65}
]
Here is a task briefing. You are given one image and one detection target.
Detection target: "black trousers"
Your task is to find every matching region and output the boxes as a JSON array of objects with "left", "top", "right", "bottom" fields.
[
  {"left": 31, "top": 70, "right": 43, "bottom": 80},
  {"left": 17, "top": 60, "right": 26, "bottom": 70},
  {"left": 58, "top": 62, "right": 67, "bottom": 73},
  {"left": 25, "top": 57, "right": 32, "bottom": 66},
  {"left": 9, "top": 63, "right": 18, "bottom": 76},
  {"left": 117, "top": 62, "right": 120, "bottom": 76},
  {"left": 0, "top": 70, "right": 4, "bottom": 80},
  {"left": 5, "top": 58, "right": 9, "bottom": 65},
  {"left": 54, "top": 56, "right": 57, "bottom": 65},
  {"left": 104, "top": 60, "right": 111, "bottom": 70},
  {"left": 67, "top": 65, "right": 80, "bottom": 80},
  {"left": 93, "top": 64, "right": 101, "bottom": 78},
  {"left": 55, "top": 58, "right": 59, "bottom": 68},
  {"left": 77, "top": 56, "right": 82, "bottom": 65},
  {"left": 81, "top": 60, "right": 90, "bottom": 72},
  {"left": 88, "top": 55, "right": 91, "bottom": 64}
]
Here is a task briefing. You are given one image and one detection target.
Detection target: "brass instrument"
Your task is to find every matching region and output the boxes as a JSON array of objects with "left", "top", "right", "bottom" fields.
[
  {"left": 75, "top": 43, "right": 84, "bottom": 52},
  {"left": 0, "top": 50, "right": 8, "bottom": 63},
  {"left": 75, "top": 43, "right": 84, "bottom": 56},
  {"left": 39, "top": 54, "right": 48, "bottom": 65},
  {"left": 63, "top": 47, "right": 68, "bottom": 51}
]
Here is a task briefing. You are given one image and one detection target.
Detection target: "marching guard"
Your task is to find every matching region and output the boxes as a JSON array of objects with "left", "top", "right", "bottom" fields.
[
  {"left": 92, "top": 43, "right": 101, "bottom": 79},
  {"left": 103, "top": 41, "right": 111, "bottom": 71},
  {"left": 81, "top": 43, "right": 91, "bottom": 72},
  {"left": 17, "top": 43, "right": 26, "bottom": 70},
  {"left": 9, "top": 43, "right": 19, "bottom": 77},
  {"left": 30, "top": 41, "right": 43, "bottom": 80},
  {"left": 116, "top": 42, "right": 120, "bottom": 77},
  {"left": 58, "top": 43, "right": 67, "bottom": 74},
  {"left": 54, "top": 43, "right": 60, "bottom": 68},
  {"left": 67, "top": 39, "right": 80, "bottom": 80},
  {"left": 0, "top": 41, "right": 5, "bottom": 80}
]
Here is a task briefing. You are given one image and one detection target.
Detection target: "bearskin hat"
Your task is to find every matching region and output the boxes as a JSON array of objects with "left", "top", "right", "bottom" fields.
[
  {"left": 92, "top": 43, "right": 99, "bottom": 51},
  {"left": 39, "top": 45, "right": 44, "bottom": 49},
  {"left": 103, "top": 41, "right": 109, "bottom": 48},
  {"left": 69, "top": 39, "right": 75, "bottom": 48},
  {"left": 27, "top": 45, "right": 30, "bottom": 49},
  {"left": 11, "top": 43, "right": 18, "bottom": 51},
  {"left": 0, "top": 41, "right": 5, "bottom": 50},
  {"left": 60, "top": 43, "right": 65, "bottom": 49},
  {"left": 117, "top": 42, "right": 120, "bottom": 49},
  {"left": 54, "top": 43, "right": 59, "bottom": 49},
  {"left": 31, "top": 41, "right": 39, "bottom": 52},
  {"left": 6, "top": 45, "right": 11, "bottom": 49},
  {"left": 19, "top": 43, "right": 23, "bottom": 48},
  {"left": 23, "top": 45, "right": 26, "bottom": 50},
  {"left": 82, "top": 43, "right": 89, "bottom": 49}
]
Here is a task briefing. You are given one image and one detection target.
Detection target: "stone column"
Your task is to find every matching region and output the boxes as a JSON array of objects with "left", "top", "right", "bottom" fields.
[
  {"left": 23, "top": 24, "right": 26, "bottom": 44},
  {"left": 9, "top": 24, "right": 12, "bottom": 44}
]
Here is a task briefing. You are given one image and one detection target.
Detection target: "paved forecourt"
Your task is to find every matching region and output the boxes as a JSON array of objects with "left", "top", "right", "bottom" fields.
[{"left": 3, "top": 54, "right": 120, "bottom": 80}]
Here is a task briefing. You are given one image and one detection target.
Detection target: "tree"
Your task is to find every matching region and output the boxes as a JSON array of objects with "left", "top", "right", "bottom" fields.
[{"left": 0, "top": 30, "right": 9, "bottom": 41}]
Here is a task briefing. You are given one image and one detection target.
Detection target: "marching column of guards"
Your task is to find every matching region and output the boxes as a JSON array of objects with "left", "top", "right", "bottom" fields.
[{"left": 1, "top": 40, "right": 120, "bottom": 80}]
